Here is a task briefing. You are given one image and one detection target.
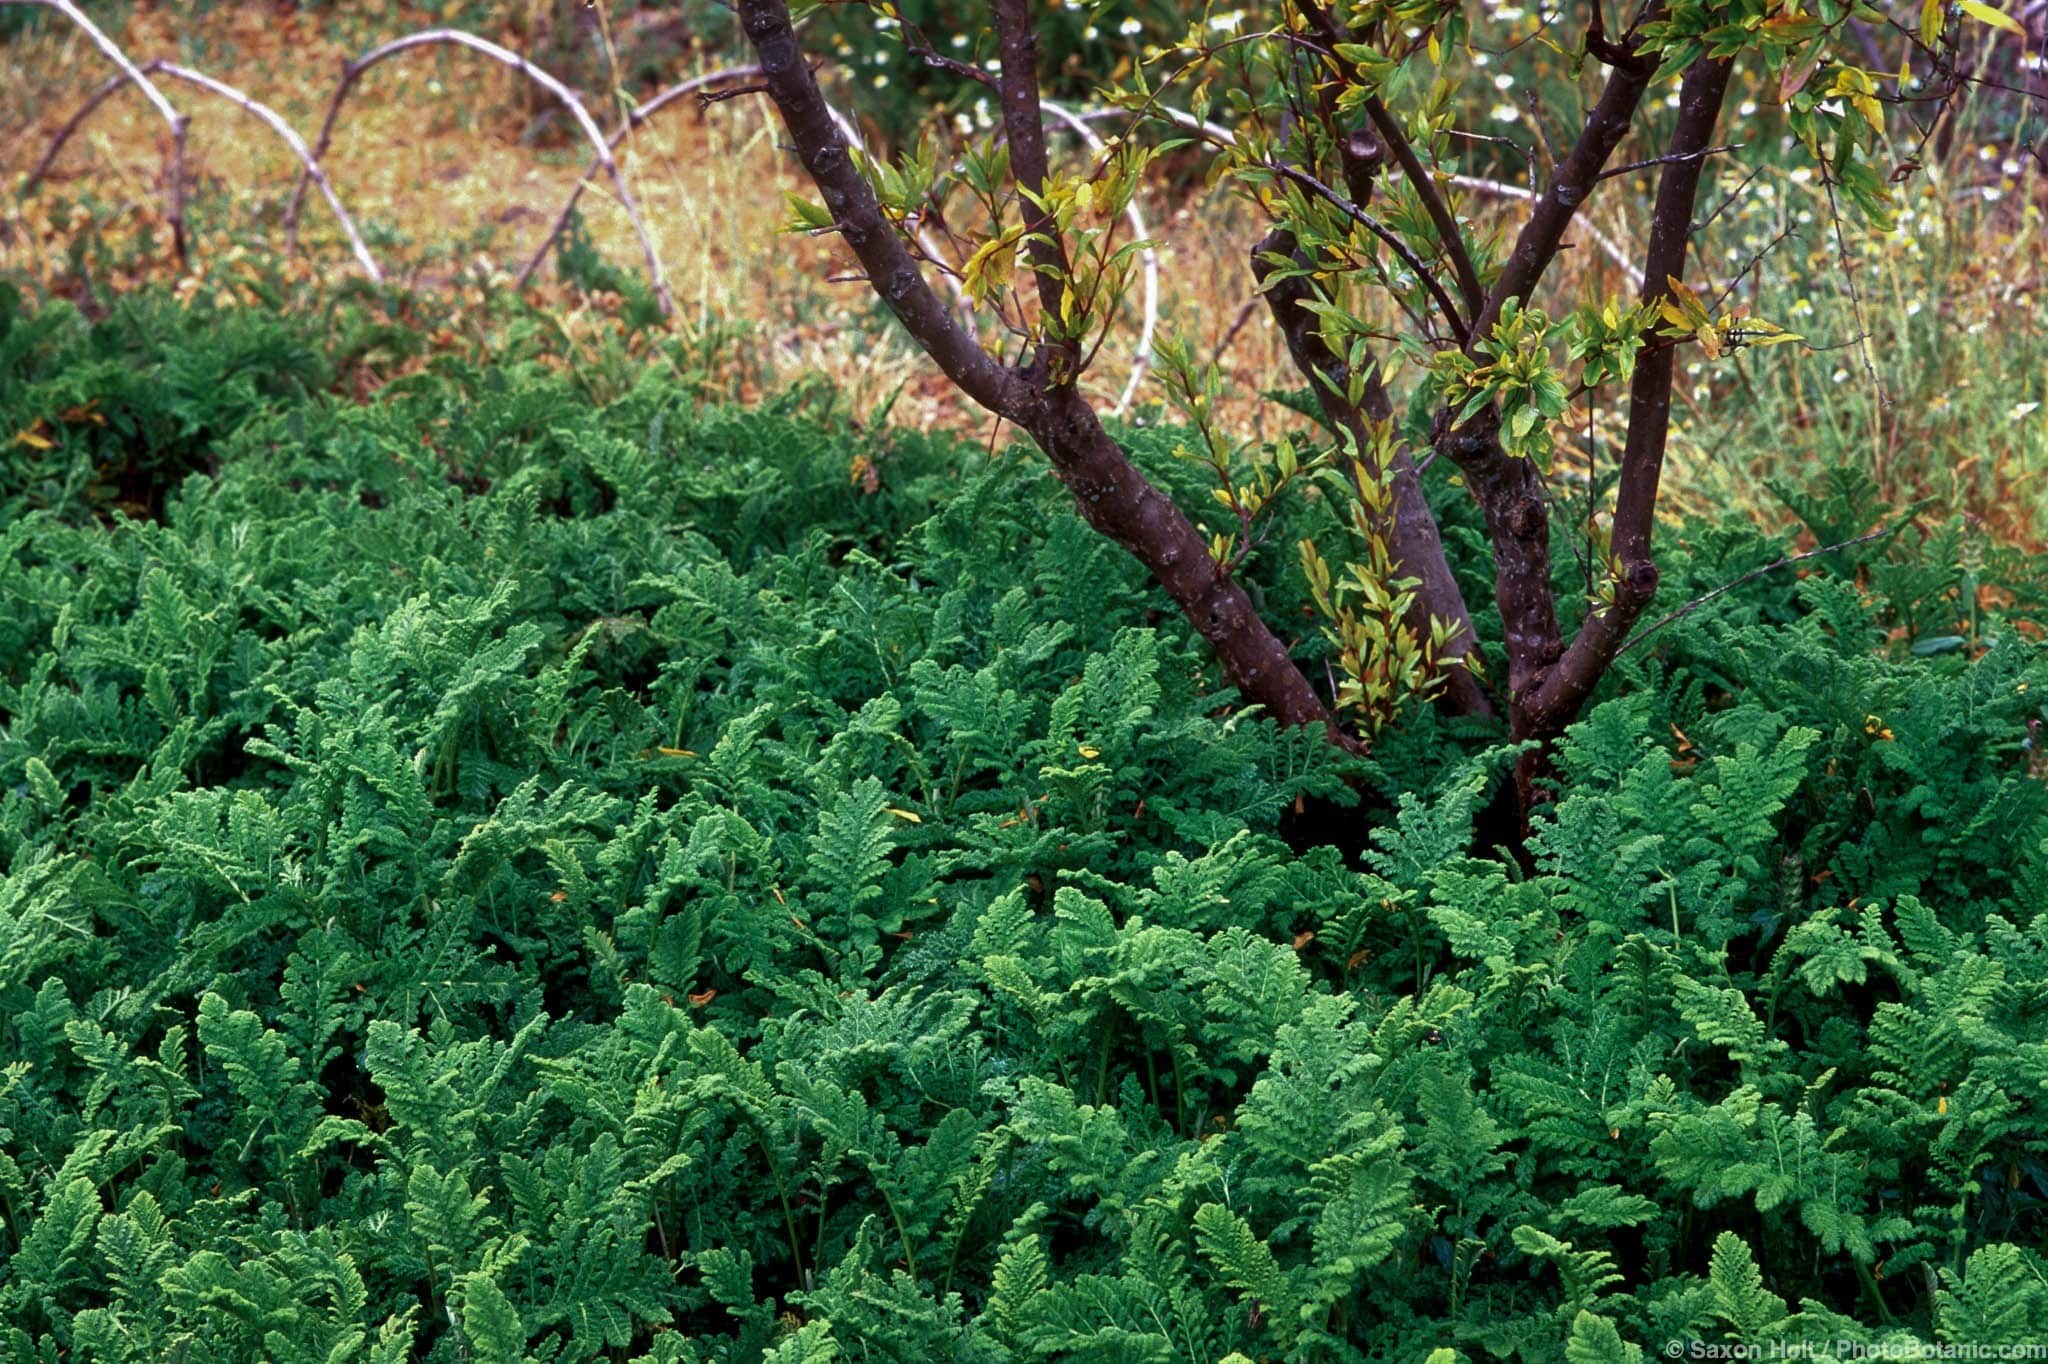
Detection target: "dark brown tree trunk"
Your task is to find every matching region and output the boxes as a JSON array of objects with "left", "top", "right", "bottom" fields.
[
  {"left": 737, "top": 0, "right": 1350, "bottom": 741},
  {"left": 1013, "top": 377, "right": 1346, "bottom": 736}
]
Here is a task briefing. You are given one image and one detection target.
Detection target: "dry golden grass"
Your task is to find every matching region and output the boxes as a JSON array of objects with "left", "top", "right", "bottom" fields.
[{"left": 3, "top": 4, "right": 2042, "bottom": 544}]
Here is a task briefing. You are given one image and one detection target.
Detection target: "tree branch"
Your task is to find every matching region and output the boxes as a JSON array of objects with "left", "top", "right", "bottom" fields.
[
  {"left": 736, "top": 0, "right": 1017, "bottom": 410},
  {"left": 1468, "top": 1, "right": 1663, "bottom": 345},
  {"left": 1261, "top": 160, "right": 1471, "bottom": 344},
  {"left": 990, "top": 0, "right": 1079, "bottom": 379},
  {"left": 736, "top": 0, "right": 1347, "bottom": 742},
  {"left": 1524, "top": 56, "right": 1735, "bottom": 731},
  {"left": 1041, "top": 100, "right": 1158, "bottom": 417},
  {"left": 1362, "top": 95, "right": 1487, "bottom": 322}
]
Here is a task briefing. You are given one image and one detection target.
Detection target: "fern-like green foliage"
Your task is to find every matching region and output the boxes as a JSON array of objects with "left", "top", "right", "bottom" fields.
[{"left": 2, "top": 289, "right": 2046, "bottom": 1362}]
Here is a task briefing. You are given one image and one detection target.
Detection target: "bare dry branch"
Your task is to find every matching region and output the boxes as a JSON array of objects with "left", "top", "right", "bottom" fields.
[
  {"left": 29, "top": 58, "right": 384, "bottom": 282},
  {"left": 515, "top": 65, "right": 762, "bottom": 292},
  {"left": 4, "top": 0, "right": 190, "bottom": 265},
  {"left": 284, "top": 28, "right": 670, "bottom": 313}
]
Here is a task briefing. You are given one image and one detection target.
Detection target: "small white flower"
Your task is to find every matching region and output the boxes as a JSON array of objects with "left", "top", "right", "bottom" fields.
[
  {"left": 1906, "top": 300, "right": 1923, "bottom": 317},
  {"left": 1119, "top": 16, "right": 1142, "bottom": 34},
  {"left": 1983, "top": 187, "right": 2005, "bottom": 203},
  {"left": 1084, "top": 24, "right": 1099, "bottom": 38},
  {"left": 1665, "top": 92, "right": 1681, "bottom": 109},
  {"left": 1739, "top": 101, "right": 1758, "bottom": 117},
  {"left": 951, "top": 33, "right": 968, "bottom": 47},
  {"left": 1789, "top": 166, "right": 1814, "bottom": 185},
  {"left": 872, "top": 73, "right": 889, "bottom": 88},
  {"left": 1494, "top": 73, "right": 1515, "bottom": 90},
  {"left": 1208, "top": 10, "right": 1244, "bottom": 31},
  {"left": 1490, "top": 103, "right": 1521, "bottom": 124},
  {"left": 1980, "top": 144, "right": 1998, "bottom": 161},
  {"left": 1832, "top": 369, "right": 1850, "bottom": 384},
  {"left": 2013, "top": 401, "right": 2042, "bottom": 421}
]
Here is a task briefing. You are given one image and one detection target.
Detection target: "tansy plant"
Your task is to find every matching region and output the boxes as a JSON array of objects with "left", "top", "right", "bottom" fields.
[{"left": 739, "top": 0, "right": 2026, "bottom": 808}]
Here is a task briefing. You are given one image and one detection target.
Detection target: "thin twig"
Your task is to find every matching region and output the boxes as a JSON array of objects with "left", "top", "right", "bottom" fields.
[
  {"left": 1613, "top": 524, "right": 1900, "bottom": 657},
  {"left": 5, "top": 0, "right": 189, "bottom": 266},
  {"left": 1209, "top": 293, "right": 1263, "bottom": 368},
  {"left": 1260, "top": 160, "right": 1472, "bottom": 342},
  {"left": 1447, "top": 174, "right": 1646, "bottom": 288},
  {"left": 1041, "top": 99, "right": 1157, "bottom": 417},
  {"left": 283, "top": 28, "right": 670, "bottom": 313},
  {"left": 1071, "top": 104, "right": 1647, "bottom": 287},
  {"left": 1595, "top": 142, "right": 1742, "bottom": 181},
  {"left": 813, "top": 95, "right": 977, "bottom": 330}
]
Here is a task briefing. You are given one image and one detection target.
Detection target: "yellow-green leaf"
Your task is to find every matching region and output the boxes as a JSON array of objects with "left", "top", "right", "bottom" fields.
[
  {"left": 1957, "top": 0, "right": 2024, "bottom": 34},
  {"left": 1919, "top": 0, "right": 1945, "bottom": 45}
]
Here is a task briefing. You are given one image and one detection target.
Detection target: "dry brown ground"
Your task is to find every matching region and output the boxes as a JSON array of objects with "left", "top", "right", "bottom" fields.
[{"left": 0, "top": 3, "right": 1351, "bottom": 441}]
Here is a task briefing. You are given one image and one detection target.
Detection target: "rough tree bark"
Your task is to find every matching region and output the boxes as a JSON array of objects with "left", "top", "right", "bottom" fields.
[{"left": 736, "top": 0, "right": 1347, "bottom": 741}]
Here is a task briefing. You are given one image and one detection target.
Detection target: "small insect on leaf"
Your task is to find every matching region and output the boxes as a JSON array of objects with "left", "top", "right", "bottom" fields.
[
  {"left": 886, "top": 807, "right": 922, "bottom": 823},
  {"left": 655, "top": 747, "right": 697, "bottom": 758},
  {"left": 688, "top": 988, "right": 717, "bottom": 1007},
  {"left": 1078, "top": 745, "right": 1101, "bottom": 759}
]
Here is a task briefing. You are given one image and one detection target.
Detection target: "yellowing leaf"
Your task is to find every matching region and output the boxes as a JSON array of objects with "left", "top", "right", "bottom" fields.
[
  {"left": 1077, "top": 745, "right": 1102, "bottom": 760},
  {"left": 655, "top": 746, "right": 697, "bottom": 758},
  {"left": 1920, "top": 0, "right": 1945, "bottom": 47},
  {"left": 886, "top": 807, "right": 923, "bottom": 823},
  {"left": 961, "top": 230, "right": 1019, "bottom": 304},
  {"left": 13, "top": 426, "right": 53, "bottom": 450},
  {"left": 1957, "top": 0, "right": 2024, "bottom": 34}
]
